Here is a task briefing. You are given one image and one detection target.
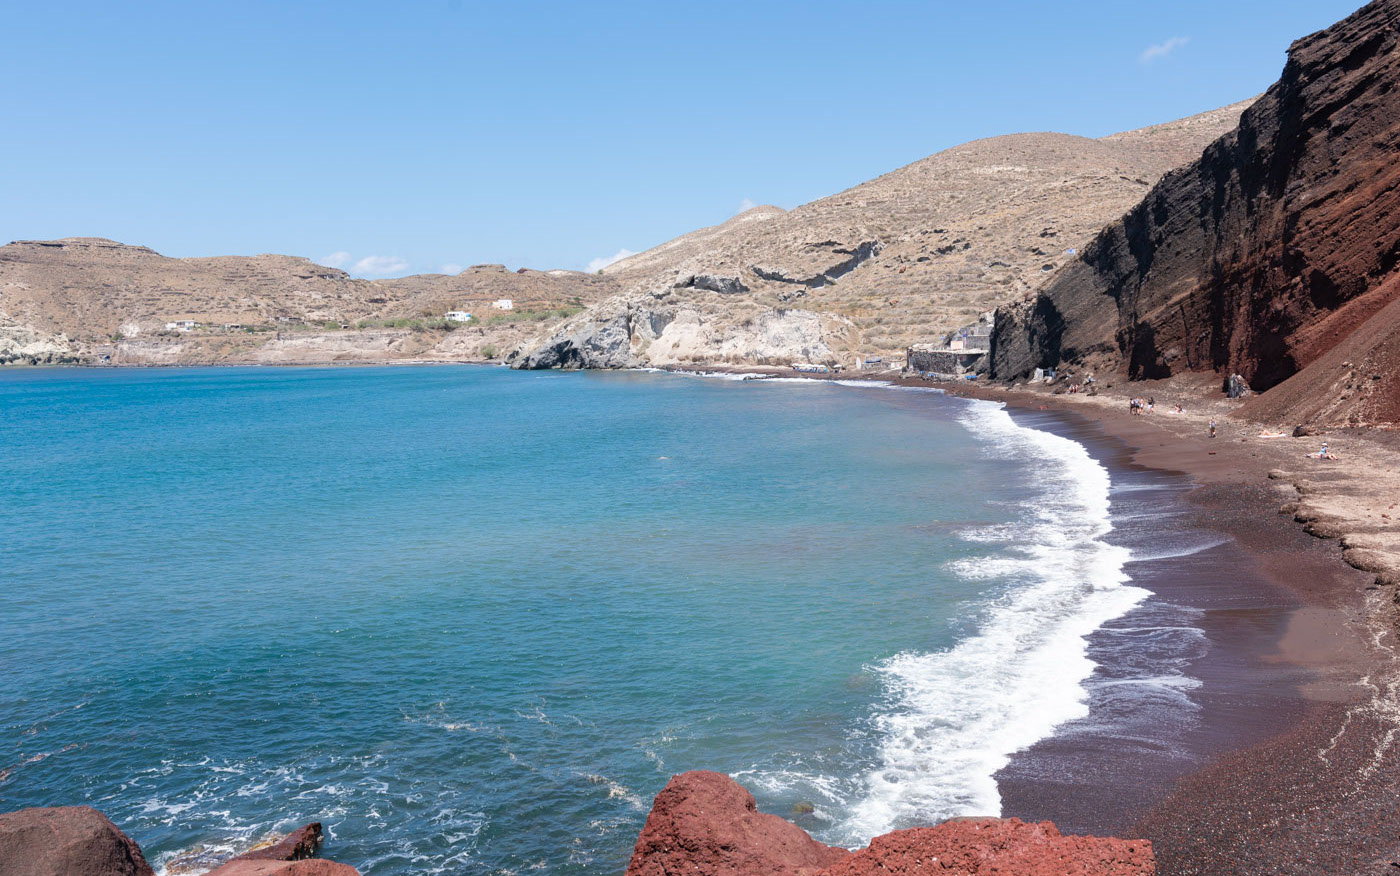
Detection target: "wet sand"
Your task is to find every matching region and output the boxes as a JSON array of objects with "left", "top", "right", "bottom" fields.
[{"left": 933, "top": 377, "right": 1400, "bottom": 875}]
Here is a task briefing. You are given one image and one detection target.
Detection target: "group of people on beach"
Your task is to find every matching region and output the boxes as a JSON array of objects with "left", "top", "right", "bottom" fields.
[{"left": 1129, "top": 396, "right": 1155, "bottom": 415}]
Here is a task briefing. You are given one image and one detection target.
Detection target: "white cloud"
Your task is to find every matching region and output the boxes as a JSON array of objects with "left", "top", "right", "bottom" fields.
[
  {"left": 736, "top": 198, "right": 757, "bottom": 214},
  {"left": 1140, "top": 36, "right": 1189, "bottom": 64},
  {"left": 318, "top": 251, "right": 352, "bottom": 269},
  {"left": 440, "top": 263, "right": 463, "bottom": 275},
  {"left": 352, "top": 255, "right": 410, "bottom": 277},
  {"left": 586, "top": 248, "right": 635, "bottom": 273}
]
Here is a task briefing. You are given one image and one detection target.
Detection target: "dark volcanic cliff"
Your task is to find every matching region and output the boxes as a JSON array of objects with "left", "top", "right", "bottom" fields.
[{"left": 991, "top": 0, "right": 1400, "bottom": 425}]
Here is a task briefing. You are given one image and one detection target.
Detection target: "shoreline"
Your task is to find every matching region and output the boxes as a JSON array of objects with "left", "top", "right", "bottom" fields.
[
  {"left": 936, "top": 379, "right": 1400, "bottom": 873},
  {"left": 672, "top": 364, "right": 1400, "bottom": 870}
]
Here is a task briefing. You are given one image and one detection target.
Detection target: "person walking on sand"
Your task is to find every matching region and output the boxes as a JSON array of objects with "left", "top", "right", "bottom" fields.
[{"left": 1209, "top": 418, "right": 1217, "bottom": 438}]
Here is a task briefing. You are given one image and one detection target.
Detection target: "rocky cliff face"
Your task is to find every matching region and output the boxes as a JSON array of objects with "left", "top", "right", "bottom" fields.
[
  {"left": 511, "top": 293, "right": 854, "bottom": 370},
  {"left": 626, "top": 772, "right": 1155, "bottom": 876},
  {"left": 512, "top": 104, "right": 1252, "bottom": 370},
  {"left": 991, "top": 0, "right": 1400, "bottom": 426}
]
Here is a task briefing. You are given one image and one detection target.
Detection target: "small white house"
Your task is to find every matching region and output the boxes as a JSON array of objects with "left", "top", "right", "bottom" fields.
[
  {"left": 445, "top": 311, "right": 473, "bottom": 322},
  {"left": 492, "top": 299, "right": 514, "bottom": 311},
  {"left": 165, "top": 320, "right": 198, "bottom": 332}
]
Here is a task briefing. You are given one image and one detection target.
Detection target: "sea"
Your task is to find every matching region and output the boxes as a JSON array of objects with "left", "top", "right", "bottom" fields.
[{"left": 0, "top": 365, "right": 1214, "bottom": 874}]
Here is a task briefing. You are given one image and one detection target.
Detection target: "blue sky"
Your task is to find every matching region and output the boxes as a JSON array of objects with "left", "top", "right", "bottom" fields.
[{"left": 0, "top": 0, "right": 1365, "bottom": 276}]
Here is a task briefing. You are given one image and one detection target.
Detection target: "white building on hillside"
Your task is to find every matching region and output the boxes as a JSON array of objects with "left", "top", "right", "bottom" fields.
[
  {"left": 445, "top": 311, "right": 473, "bottom": 322},
  {"left": 165, "top": 320, "right": 199, "bottom": 331},
  {"left": 492, "top": 299, "right": 514, "bottom": 310}
]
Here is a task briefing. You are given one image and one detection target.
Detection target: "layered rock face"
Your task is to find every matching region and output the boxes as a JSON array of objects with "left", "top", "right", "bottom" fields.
[
  {"left": 991, "top": 0, "right": 1400, "bottom": 425},
  {"left": 626, "top": 771, "right": 1154, "bottom": 876},
  {"left": 512, "top": 104, "right": 1251, "bottom": 370}
]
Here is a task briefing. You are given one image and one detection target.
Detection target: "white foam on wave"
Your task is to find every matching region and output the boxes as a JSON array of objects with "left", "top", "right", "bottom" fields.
[{"left": 839, "top": 399, "right": 1148, "bottom": 839}]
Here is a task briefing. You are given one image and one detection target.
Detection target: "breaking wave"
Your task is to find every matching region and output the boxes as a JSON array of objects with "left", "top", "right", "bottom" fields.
[{"left": 839, "top": 400, "right": 1148, "bottom": 838}]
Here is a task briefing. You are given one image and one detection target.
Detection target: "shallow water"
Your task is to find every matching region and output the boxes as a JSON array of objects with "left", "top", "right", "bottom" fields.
[{"left": 0, "top": 366, "right": 1190, "bottom": 874}]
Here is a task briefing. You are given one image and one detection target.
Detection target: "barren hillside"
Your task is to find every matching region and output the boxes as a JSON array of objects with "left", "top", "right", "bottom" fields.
[
  {"left": 0, "top": 238, "right": 618, "bottom": 364},
  {"left": 0, "top": 100, "right": 1250, "bottom": 369},
  {"left": 515, "top": 100, "right": 1252, "bottom": 369}
]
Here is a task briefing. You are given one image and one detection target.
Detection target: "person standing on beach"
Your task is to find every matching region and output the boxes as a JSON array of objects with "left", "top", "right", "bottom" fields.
[{"left": 1209, "top": 418, "right": 1217, "bottom": 438}]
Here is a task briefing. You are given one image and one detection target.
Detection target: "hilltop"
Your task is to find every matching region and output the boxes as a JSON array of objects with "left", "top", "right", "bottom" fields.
[{"left": 513, "top": 100, "right": 1252, "bottom": 369}]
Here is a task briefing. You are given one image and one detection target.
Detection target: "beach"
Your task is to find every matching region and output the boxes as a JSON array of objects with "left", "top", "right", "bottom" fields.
[{"left": 931, "top": 375, "right": 1400, "bottom": 874}]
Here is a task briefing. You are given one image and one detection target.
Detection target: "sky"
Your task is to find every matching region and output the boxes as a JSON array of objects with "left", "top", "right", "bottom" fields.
[{"left": 0, "top": 0, "right": 1367, "bottom": 277}]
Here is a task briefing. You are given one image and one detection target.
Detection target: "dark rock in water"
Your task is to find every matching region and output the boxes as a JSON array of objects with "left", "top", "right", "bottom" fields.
[
  {"left": 0, "top": 806, "right": 155, "bottom": 876},
  {"left": 625, "top": 771, "right": 849, "bottom": 876},
  {"left": 204, "top": 862, "right": 359, "bottom": 876},
  {"left": 625, "top": 772, "right": 1155, "bottom": 876},
  {"left": 227, "top": 823, "right": 323, "bottom": 862}
]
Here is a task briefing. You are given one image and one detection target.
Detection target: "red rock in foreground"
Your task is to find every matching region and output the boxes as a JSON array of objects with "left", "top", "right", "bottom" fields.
[
  {"left": 626, "top": 772, "right": 1155, "bottom": 876},
  {"left": 0, "top": 805, "right": 156, "bottom": 876},
  {"left": 822, "top": 818, "right": 1155, "bottom": 876},
  {"left": 625, "top": 770, "right": 851, "bottom": 876},
  {"left": 0, "top": 807, "right": 357, "bottom": 876},
  {"left": 205, "top": 823, "right": 353, "bottom": 876},
  {"left": 202, "top": 861, "right": 359, "bottom": 876},
  {"left": 225, "top": 823, "right": 324, "bottom": 862}
]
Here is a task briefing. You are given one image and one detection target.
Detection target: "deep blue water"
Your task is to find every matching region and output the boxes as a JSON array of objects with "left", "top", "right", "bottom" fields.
[{"left": 0, "top": 366, "right": 1172, "bottom": 874}]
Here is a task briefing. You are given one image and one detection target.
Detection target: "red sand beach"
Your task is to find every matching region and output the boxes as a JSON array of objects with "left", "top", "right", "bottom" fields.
[{"left": 930, "top": 375, "right": 1400, "bottom": 875}]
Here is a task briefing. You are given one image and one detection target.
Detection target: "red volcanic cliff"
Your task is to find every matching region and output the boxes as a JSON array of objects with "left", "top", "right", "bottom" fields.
[
  {"left": 626, "top": 771, "right": 1155, "bottom": 876},
  {"left": 991, "top": 0, "right": 1400, "bottom": 425}
]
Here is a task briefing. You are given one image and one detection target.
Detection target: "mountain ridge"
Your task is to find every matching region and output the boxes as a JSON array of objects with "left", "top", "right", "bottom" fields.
[{"left": 1, "top": 101, "right": 1251, "bottom": 367}]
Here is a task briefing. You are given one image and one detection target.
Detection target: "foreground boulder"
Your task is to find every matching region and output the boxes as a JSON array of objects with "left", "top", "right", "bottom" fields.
[
  {"left": 626, "top": 772, "right": 1155, "bottom": 876},
  {"left": 0, "top": 806, "right": 155, "bottom": 876},
  {"left": 0, "top": 808, "right": 357, "bottom": 876},
  {"left": 822, "top": 818, "right": 1154, "bottom": 876},
  {"left": 625, "top": 770, "right": 851, "bottom": 876}
]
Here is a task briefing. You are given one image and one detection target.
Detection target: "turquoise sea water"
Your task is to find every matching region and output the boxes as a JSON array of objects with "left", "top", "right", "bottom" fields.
[{"left": 0, "top": 366, "right": 1175, "bottom": 874}]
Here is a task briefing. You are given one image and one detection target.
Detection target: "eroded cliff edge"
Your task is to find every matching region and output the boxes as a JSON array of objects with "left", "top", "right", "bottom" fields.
[{"left": 991, "top": 0, "right": 1400, "bottom": 427}]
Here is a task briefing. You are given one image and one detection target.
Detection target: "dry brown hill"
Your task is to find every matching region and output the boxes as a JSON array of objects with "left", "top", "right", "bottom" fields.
[
  {"left": 515, "top": 100, "right": 1253, "bottom": 369},
  {"left": 0, "top": 238, "right": 618, "bottom": 364},
  {"left": 0, "top": 100, "right": 1248, "bottom": 369}
]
